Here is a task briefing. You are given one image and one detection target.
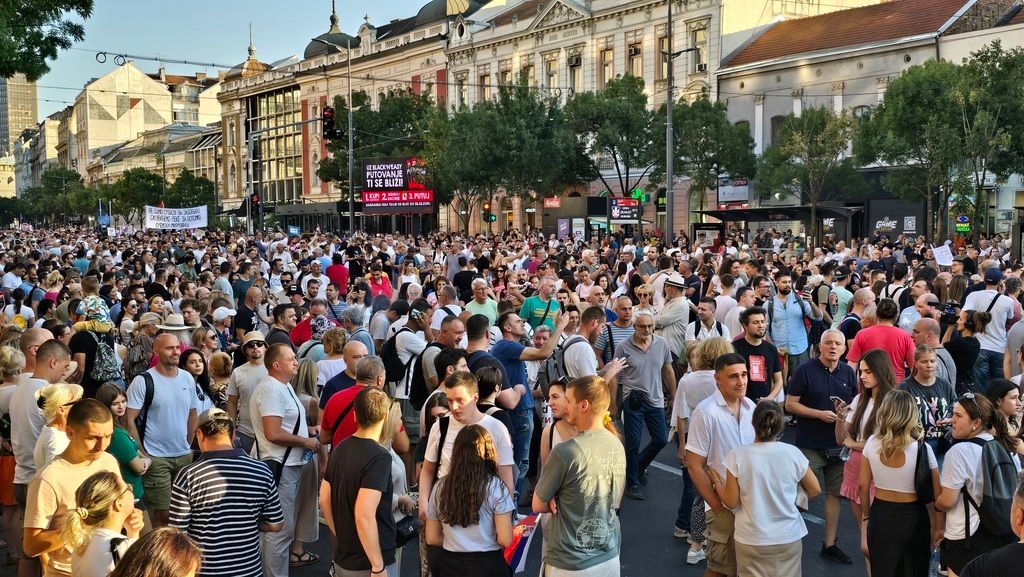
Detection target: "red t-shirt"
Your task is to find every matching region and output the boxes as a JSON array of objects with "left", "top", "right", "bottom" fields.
[
  {"left": 326, "top": 264, "right": 349, "bottom": 295},
  {"left": 846, "top": 324, "right": 916, "bottom": 381},
  {"left": 322, "top": 384, "right": 404, "bottom": 444}
]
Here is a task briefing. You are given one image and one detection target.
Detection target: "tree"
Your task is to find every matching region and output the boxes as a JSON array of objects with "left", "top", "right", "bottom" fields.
[
  {"left": 954, "top": 41, "right": 1024, "bottom": 239},
  {"left": 167, "top": 168, "right": 216, "bottom": 211},
  {"left": 853, "top": 59, "right": 963, "bottom": 242},
  {"left": 20, "top": 166, "right": 94, "bottom": 224},
  {"left": 1, "top": 0, "right": 93, "bottom": 80},
  {"left": 564, "top": 75, "right": 656, "bottom": 196},
  {"left": 421, "top": 104, "right": 503, "bottom": 232},
  {"left": 491, "top": 76, "right": 591, "bottom": 227},
  {"left": 756, "top": 107, "right": 860, "bottom": 245},
  {"left": 111, "top": 168, "right": 166, "bottom": 226},
  {"left": 652, "top": 96, "right": 756, "bottom": 218}
]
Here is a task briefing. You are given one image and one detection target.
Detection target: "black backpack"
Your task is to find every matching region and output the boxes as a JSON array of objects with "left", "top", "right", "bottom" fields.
[
  {"left": 961, "top": 437, "right": 1018, "bottom": 547},
  {"left": 380, "top": 328, "right": 414, "bottom": 393},
  {"left": 132, "top": 372, "right": 156, "bottom": 451},
  {"left": 409, "top": 342, "right": 444, "bottom": 410}
]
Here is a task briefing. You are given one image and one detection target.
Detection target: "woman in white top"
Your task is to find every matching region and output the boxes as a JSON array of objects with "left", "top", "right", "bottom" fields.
[
  {"left": 33, "top": 382, "right": 83, "bottom": 471},
  {"left": 426, "top": 424, "right": 515, "bottom": 577},
  {"left": 860, "top": 389, "right": 940, "bottom": 577},
  {"left": 63, "top": 471, "right": 143, "bottom": 577},
  {"left": 632, "top": 283, "right": 658, "bottom": 318},
  {"left": 315, "top": 328, "right": 348, "bottom": 393},
  {"left": 711, "top": 401, "right": 820, "bottom": 577},
  {"left": 934, "top": 393, "right": 1021, "bottom": 576},
  {"left": 834, "top": 348, "right": 896, "bottom": 565}
]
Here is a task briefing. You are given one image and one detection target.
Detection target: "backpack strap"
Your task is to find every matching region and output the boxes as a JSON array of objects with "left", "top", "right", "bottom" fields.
[
  {"left": 432, "top": 415, "right": 451, "bottom": 485},
  {"left": 715, "top": 322, "right": 723, "bottom": 337},
  {"left": 137, "top": 372, "right": 155, "bottom": 451},
  {"left": 329, "top": 395, "right": 359, "bottom": 444},
  {"left": 985, "top": 291, "right": 1002, "bottom": 313},
  {"left": 537, "top": 298, "right": 553, "bottom": 327},
  {"left": 548, "top": 417, "right": 561, "bottom": 452},
  {"left": 603, "top": 323, "right": 615, "bottom": 359}
]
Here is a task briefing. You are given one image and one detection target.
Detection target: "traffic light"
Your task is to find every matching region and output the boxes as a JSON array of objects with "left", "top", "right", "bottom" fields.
[
  {"left": 482, "top": 201, "right": 496, "bottom": 223},
  {"left": 322, "top": 106, "right": 335, "bottom": 141}
]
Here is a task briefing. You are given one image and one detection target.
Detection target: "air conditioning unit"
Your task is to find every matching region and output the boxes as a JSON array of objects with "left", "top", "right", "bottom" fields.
[
  {"left": 696, "top": 63, "right": 708, "bottom": 72},
  {"left": 567, "top": 55, "right": 582, "bottom": 67},
  {"left": 628, "top": 46, "right": 642, "bottom": 57}
]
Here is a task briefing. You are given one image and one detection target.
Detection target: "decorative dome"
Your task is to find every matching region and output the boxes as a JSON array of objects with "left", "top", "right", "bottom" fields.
[
  {"left": 225, "top": 27, "right": 271, "bottom": 80},
  {"left": 304, "top": 2, "right": 360, "bottom": 59},
  {"left": 415, "top": 0, "right": 483, "bottom": 27}
]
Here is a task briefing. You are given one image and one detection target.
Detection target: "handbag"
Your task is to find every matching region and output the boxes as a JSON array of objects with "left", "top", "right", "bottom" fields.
[
  {"left": 256, "top": 391, "right": 302, "bottom": 486},
  {"left": 394, "top": 514, "right": 421, "bottom": 548},
  {"left": 914, "top": 440, "right": 935, "bottom": 503}
]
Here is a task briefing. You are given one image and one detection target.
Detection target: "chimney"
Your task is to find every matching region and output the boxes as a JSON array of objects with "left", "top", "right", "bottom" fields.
[
  {"left": 218, "top": 70, "right": 226, "bottom": 82},
  {"left": 196, "top": 72, "right": 207, "bottom": 82},
  {"left": 159, "top": 67, "right": 166, "bottom": 82}
]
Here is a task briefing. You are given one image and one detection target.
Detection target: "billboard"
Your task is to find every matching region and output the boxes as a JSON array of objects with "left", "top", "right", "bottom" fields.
[
  {"left": 609, "top": 198, "right": 639, "bottom": 223},
  {"left": 361, "top": 157, "right": 433, "bottom": 214},
  {"left": 867, "top": 198, "right": 925, "bottom": 237},
  {"left": 717, "top": 176, "right": 750, "bottom": 204}
]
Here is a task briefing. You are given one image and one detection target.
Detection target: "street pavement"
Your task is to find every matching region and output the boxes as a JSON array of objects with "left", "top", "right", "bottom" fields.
[{"left": 295, "top": 426, "right": 868, "bottom": 577}]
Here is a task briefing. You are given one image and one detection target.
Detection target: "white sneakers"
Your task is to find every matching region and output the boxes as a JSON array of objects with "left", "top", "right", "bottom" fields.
[{"left": 686, "top": 548, "right": 706, "bottom": 565}]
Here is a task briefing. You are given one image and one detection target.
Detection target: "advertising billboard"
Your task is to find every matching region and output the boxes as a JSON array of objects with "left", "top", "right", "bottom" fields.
[
  {"left": 866, "top": 198, "right": 925, "bottom": 237},
  {"left": 609, "top": 198, "right": 639, "bottom": 223},
  {"left": 717, "top": 176, "right": 750, "bottom": 204},
  {"left": 361, "top": 157, "right": 433, "bottom": 214}
]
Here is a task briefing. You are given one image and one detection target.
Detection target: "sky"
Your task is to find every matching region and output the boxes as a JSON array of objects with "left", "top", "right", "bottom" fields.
[{"left": 37, "top": 0, "right": 425, "bottom": 118}]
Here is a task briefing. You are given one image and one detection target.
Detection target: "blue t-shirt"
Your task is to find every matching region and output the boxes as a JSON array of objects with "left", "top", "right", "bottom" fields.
[
  {"left": 320, "top": 371, "right": 357, "bottom": 409},
  {"left": 490, "top": 339, "right": 533, "bottom": 411}
]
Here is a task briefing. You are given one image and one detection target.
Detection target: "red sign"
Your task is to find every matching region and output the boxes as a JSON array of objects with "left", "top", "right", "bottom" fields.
[
  {"left": 615, "top": 199, "right": 639, "bottom": 206},
  {"left": 543, "top": 197, "right": 562, "bottom": 208},
  {"left": 361, "top": 190, "right": 434, "bottom": 214}
]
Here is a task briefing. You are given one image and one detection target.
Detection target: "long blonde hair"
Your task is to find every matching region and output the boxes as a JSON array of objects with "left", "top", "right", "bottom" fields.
[
  {"left": 872, "top": 390, "right": 922, "bottom": 460},
  {"left": 60, "top": 471, "right": 122, "bottom": 552},
  {"left": 36, "top": 382, "right": 84, "bottom": 423}
]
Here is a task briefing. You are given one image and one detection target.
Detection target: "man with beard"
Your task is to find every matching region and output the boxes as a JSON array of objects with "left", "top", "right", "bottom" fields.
[
  {"left": 766, "top": 271, "right": 823, "bottom": 379},
  {"left": 732, "top": 307, "right": 783, "bottom": 403}
]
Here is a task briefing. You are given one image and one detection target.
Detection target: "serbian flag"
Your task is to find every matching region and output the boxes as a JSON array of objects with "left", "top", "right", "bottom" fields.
[
  {"left": 157, "top": 201, "right": 165, "bottom": 208},
  {"left": 503, "top": 514, "right": 539, "bottom": 573}
]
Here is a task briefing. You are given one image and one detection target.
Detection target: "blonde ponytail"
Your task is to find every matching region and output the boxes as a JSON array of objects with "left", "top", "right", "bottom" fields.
[{"left": 60, "top": 471, "right": 121, "bottom": 553}]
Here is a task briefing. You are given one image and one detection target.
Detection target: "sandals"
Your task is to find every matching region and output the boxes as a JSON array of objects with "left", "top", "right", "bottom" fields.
[{"left": 289, "top": 551, "right": 320, "bottom": 567}]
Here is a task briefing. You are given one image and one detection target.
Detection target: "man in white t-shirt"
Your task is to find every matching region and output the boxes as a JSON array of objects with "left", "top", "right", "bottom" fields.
[
  {"left": 227, "top": 331, "right": 270, "bottom": 453},
  {"left": 430, "top": 285, "right": 462, "bottom": 330},
  {"left": 125, "top": 333, "right": 199, "bottom": 528},
  {"left": 417, "top": 371, "right": 514, "bottom": 522},
  {"left": 251, "top": 343, "right": 320, "bottom": 577},
  {"left": 963, "top": 267, "right": 1018, "bottom": 388}
]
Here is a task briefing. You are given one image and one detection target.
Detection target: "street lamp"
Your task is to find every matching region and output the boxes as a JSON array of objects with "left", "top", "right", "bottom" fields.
[
  {"left": 311, "top": 36, "right": 355, "bottom": 233},
  {"left": 664, "top": 0, "right": 698, "bottom": 248}
]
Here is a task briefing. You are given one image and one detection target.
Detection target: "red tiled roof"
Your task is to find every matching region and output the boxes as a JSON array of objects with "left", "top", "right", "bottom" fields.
[
  {"left": 492, "top": 0, "right": 547, "bottom": 27},
  {"left": 724, "top": 0, "right": 970, "bottom": 68},
  {"left": 1008, "top": 5, "right": 1024, "bottom": 25}
]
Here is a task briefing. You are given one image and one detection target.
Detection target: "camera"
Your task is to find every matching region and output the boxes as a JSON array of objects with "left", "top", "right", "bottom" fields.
[{"left": 940, "top": 300, "right": 960, "bottom": 325}]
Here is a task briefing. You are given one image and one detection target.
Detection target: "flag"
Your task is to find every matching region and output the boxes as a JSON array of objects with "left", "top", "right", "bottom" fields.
[
  {"left": 157, "top": 201, "right": 165, "bottom": 208},
  {"left": 503, "top": 514, "right": 539, "bottom": 573}
]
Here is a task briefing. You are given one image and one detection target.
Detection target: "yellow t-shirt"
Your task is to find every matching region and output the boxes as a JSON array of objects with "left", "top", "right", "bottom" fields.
[{"left": 24, "top": 453, "right": 122, "bottom": 577}]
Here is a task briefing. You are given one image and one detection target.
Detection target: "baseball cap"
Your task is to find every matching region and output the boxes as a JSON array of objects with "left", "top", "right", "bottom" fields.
[
  {"left": 834, "top": 266, "right": 851, "bottom": 280},
  {"left": 984, "top": 268, "right": 1004, "bottom": 284},
  {"left": 286, "top": 285, "right": 304, "bottom": 296},
  {"left": 196, "top": 408, "right": 232, "bottom": 429},
  {"left": 212, "top": 307, "right": 236, "bottom": 322}
]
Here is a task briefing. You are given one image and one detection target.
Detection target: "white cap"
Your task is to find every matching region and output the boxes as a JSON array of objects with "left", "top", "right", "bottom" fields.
[{"left": 212, "top": 307, "right": 237, "bottom": 322}]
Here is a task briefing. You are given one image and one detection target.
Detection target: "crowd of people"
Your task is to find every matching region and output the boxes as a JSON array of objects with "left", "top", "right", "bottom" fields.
[{"left": 0, "top": 224, "right": 1022, "bottom": 577}]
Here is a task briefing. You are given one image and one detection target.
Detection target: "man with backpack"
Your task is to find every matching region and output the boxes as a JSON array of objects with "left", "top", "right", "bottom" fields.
[
  {"left": 68, "top": 295, "right": 123, "bottom": 396},
  {"left": 685, "top": 298, "right": 730, "bottom": 342},
  {"left": 125, "top": 333, "right": 199, "bottom": 529},
  {"left": 380, "top": 298, "right": 432, "bottom": 439},
  {"left": 429, "top": 285, "right": 462, "bottom": 331}
]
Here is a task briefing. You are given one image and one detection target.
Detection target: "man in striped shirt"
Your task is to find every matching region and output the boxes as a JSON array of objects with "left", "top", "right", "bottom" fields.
[{"left": 170, "top": 408, "right": 284, "bottom": 577}]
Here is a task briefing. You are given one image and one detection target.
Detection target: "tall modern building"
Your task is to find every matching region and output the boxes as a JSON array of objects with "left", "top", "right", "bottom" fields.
[{"left": 0, "top": 74, "right": 39, "bottom": 155}]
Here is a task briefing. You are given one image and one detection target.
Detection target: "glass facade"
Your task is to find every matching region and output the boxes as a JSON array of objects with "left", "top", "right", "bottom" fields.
[{"left": 247, "top": 87, "right": 303, "bottom": 204}]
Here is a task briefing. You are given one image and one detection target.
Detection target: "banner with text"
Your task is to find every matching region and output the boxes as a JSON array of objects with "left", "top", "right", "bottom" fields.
[
  {"left": 361, "top": 156, "right": 433, "bottom": 214},
  {"left": 144, "top": 205, "right": 209, "bottom": 230}
]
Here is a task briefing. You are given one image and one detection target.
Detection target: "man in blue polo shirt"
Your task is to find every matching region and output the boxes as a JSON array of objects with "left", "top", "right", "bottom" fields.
[
  {"left": 785, "top": 329, "right": 857, "bottom": 565},
  {"left": 491, "top": 310, "right": 568, "bottom": 497}
]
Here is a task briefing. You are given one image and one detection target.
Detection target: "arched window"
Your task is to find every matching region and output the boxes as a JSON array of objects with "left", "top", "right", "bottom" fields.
[
  {"left": 735, "top": 120, "right": 751, "bottom": 139},
  {"left": 228, "top": 163, "right": 236, "bottom": 193}
]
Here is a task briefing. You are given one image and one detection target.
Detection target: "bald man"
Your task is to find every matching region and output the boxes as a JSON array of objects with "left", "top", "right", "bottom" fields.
[
  {"left": 912, "top": 317, "right": 956, "bottom": 386},
  {"left": 235, "top": 286, "right": 264, "bottom": 342},
  {"left": 898, "top": 292, "right": 939, "bottom": 334},
  {"left": 319, "top": 341, "right": 369, "bottom": 409}
]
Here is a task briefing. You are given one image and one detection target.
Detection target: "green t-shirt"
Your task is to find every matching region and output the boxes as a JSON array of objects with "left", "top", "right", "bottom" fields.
[
  {"left": 519, "top": 295, "right": 557, "bottom": 330},
  {"left": 534, "top": 429, "right": 625, "bottom": 571},
  {"left": 465, "top": 298, "right": 499, "bottom": 326},
  {"left": 107, "top": 426, "right": 144, "bottom": 499}
]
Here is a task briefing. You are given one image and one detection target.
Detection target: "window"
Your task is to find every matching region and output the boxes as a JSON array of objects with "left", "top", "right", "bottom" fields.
[
  {"left": 569, "top": 58, "right": 582, "bottom": 94},
  {"left": 227, "top": 121, "right": 236, "bottom": 147},
  {"left": 480, "top": 75, "right": 491, "bottom": 100},
  {"left": 770, "top": 115, "right": 787, "bottom": 145},
  {"left": 545, "top": 60, "right": 557, "bottom": 89},
  {"left": 658, "top": 36, "right": 669, "bottom": 80},
  {"left": 852, "top": 105, "right": 871, "bottom": 120},
  {"left": 628, "top": 43, "right": 643, "bottom": 78},
  {"left": 522, "top": 65, "right": 535, "bottom": 87},
  {"left": 691, "top": 26, "right": 708, "bottom": 73},
  {"left": 500, "top": 69, "right": 513, "bottom": 85},
  {"left": 735, "top": 120, "right": 751, "bottom": 139},
  {"left": 600, "top": 48, "right": 614, "bottom": 88},
  {"left": 456, "top": 77, "right": 467, "bottom": 108}
]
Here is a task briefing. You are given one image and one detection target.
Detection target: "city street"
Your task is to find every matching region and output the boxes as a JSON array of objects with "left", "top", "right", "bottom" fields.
[{"left": 295, "top": 427, "right": 867, "bottom": 577}]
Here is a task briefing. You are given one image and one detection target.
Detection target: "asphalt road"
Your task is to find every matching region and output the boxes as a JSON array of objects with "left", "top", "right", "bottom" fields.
[{"left": 293, "top": 426, "right": 868, "bottom": 577}]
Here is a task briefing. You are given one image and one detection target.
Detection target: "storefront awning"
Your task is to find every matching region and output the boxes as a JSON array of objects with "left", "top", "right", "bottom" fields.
[{"left": 694, "top": 204, "right": 862, "bottom": 221}]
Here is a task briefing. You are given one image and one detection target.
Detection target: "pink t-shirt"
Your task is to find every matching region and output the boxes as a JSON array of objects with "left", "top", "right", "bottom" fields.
[{"left": 847, "top": 324, "right": 915, "bottom": 381}]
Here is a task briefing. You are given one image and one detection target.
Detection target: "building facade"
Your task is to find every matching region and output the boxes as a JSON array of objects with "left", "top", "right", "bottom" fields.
[{"left": 0, "top": 74, "right": 38, "bottom": 156}]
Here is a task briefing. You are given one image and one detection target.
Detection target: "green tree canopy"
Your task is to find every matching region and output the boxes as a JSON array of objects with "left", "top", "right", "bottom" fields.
[
  {"left": 167, "top": 168, "right": 216, "bottom": 211},
  {"left": 1, "top": 0, "right": 93, "bottom": 80}
]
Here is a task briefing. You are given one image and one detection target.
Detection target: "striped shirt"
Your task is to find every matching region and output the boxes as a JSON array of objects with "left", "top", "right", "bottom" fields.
[
  {"left": 169, "top": 449, "right": 284, "bottom": 577},
  {"left": 594, "top": 322, "right": 636, "bottom": 363}
]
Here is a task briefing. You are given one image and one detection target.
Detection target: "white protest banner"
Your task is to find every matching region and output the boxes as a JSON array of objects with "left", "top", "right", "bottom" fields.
[
  {"left": 932, "top": 244, "right": 954, "bottom": 267},
  {"left": 144, "top": 205, "right": 208, "bottom": 230}
]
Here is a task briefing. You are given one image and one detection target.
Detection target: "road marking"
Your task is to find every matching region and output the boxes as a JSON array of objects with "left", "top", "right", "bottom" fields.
[{"left": 649, "top": 461, "right": 826, "bottom": 526}]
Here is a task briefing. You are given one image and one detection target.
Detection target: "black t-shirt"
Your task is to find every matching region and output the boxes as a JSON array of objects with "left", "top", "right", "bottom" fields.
[
  {"left": 234, "top": 304, "right": 256, "bottom": 336},
  {"left": 839, "top": 314, "right": 862, "bottom": 361},
  {"left": 944, "top": 336, "right": 981, "bottom": 389},
  {"left": 265, "top": 327, "right": 294, "bottom": 351},
  {"left": 468, "top": 351, "right": 512, "bottom": 391},
  {"left": 345, "top": 246, "right": 365, "bottom": 279},
  {"left": 477, "top": 403, "right": 514, "bottom": 438},
  {"left": 144, "top": 282, "right": 172, "bottom": 301},
  {"left": 732, "top": 338, "right": 781, "bottom": 401},
  {"left": 453, "top": 270, "right": 479, "bottom": 302},
  {"left": 69, "top": 329, "right": 115, "bottom": 398},
  {"left": 327, "top": 436, "right": 396, "bottom": 571},
  {"left": 960, "top": 542, "right": 1024, "bottom": 577}
]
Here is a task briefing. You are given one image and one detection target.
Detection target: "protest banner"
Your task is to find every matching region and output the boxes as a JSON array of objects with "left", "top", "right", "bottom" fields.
[{"left": 144, "top": 205, "right": 208, "bottom": 230}]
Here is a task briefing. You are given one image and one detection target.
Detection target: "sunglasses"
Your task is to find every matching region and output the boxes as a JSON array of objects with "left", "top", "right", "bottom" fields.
[{"left": 245, "top": 342, "right": 266, "bottom": 349}]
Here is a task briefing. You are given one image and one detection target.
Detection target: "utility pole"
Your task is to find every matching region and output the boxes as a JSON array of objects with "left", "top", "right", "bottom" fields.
[
  {"left": 664, "top": 1, "right": 697, "bottom": 248},
  {"left": 347, "top": 36, "right": 355, "bottom": 233}
]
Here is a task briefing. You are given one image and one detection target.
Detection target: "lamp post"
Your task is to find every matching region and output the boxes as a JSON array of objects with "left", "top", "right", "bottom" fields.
[
  {"left": 664, "top": 0, "right": 697, "bottom": 248},
  {"left": 311, "top": 37, "right": 356, "bottom": 233}
]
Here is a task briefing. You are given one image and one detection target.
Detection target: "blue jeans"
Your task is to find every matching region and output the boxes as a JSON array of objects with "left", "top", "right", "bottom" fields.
[
  {"left": 676, "top": 464, "right": 697, "bottom": 531},
  {"left": 973, "top": 349, "right": 1004, "bottom": 393},
  {"left": 510, "top": 407, "right": 534, "bottom": 498},
  {"left": 623, "top": 397, "right": 668, "bottom": 489}
]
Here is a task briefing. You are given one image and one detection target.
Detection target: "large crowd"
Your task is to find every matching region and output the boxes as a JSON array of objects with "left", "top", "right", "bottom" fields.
[{"left": 0, "top": 224, "right": 1023, "bottom": 577}]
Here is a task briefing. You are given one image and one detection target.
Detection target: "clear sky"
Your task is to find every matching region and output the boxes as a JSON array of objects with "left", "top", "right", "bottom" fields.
[{"left": 37, "top": 0, "right": 425, "bottom": 118}]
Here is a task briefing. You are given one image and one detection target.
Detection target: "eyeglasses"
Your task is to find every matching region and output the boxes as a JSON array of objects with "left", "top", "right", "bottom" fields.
[
  {"left": 636, "top": 292, "right": 651, "bottom": 297},
  {"left": 635, "top": 323, "right": 654, "bottom": 329},
  {"left": 245, "top": 342, "right": 266, "bottom": 349}
]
